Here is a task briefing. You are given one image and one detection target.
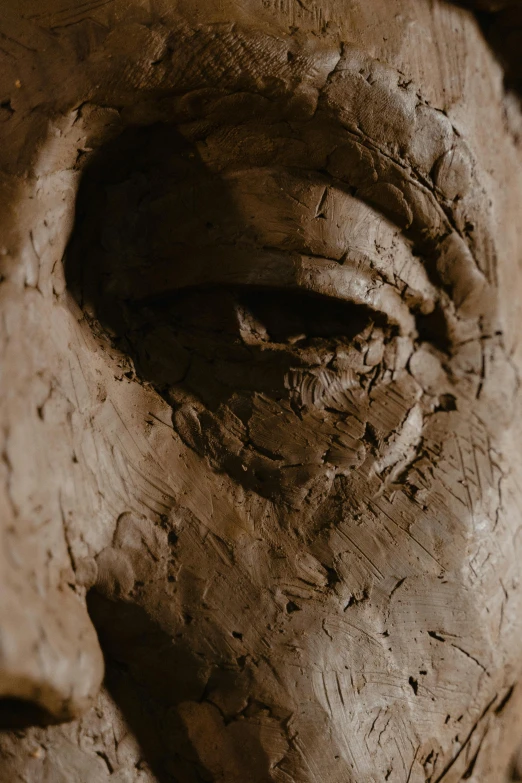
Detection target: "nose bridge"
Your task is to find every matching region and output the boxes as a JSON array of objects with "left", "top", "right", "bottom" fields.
[
  {"left": 0, "top": 172, "right": 105, "bottom": 726},
  {"left": 0, "top": 375, "right": 105, "bottom": 725},
  {"left": 0, "top": 567, "right": 104, "bottom": 725},
  {"left": 0, "top": 345, "right": 104, "bottom": 726}
]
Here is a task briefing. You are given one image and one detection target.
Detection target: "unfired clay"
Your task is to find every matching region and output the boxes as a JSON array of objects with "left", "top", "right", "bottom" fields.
[{"left": 1, "top": 1, "right": 522, "bottom": 781}]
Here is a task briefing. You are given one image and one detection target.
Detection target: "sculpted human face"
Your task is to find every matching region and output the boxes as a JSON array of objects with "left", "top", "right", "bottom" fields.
[{"left": 1, "top": 1, "right": 522, "bottom": 781}]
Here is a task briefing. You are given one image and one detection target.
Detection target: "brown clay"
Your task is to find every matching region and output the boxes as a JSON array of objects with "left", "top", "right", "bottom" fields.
[{"left": 0, "top": 1, "right": 522, "bottom": 781}]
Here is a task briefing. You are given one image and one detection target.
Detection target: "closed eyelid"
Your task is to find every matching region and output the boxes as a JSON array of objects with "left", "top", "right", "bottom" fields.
[{"left": 120, "top": 246, "right": 418, "bottom": 337}]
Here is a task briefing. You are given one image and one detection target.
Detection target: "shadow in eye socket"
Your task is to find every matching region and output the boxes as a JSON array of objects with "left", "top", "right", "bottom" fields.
[
  {"left": 86, "top": 590, "right": 209, "bottom": 783},
  {"left": 64, "top": 122, "right": 235, "bottom": 341}
]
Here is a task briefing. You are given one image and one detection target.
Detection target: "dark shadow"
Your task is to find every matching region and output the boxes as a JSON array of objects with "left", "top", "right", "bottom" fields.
[
  {"left": 87, "top": 590, "right": 278, "bottom": 783},
  {"left": 452, "top": 3, "right": 522, "bottom": 99},
  {"left": 0, "top": 699, "right": 57, "bottom": 731},
  {"left": 87, "top": 591, "right": 215, "bottom": 783}
]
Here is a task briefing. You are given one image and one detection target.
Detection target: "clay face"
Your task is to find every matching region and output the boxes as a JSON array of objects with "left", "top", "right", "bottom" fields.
[{"left": 1, "top": 1, "right": 522, "bottom": 781}]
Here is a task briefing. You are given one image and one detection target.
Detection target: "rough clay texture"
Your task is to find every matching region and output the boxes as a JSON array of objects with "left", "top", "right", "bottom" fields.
[{"left": 1, "top": 1, "right": 522, "bottom": 782}]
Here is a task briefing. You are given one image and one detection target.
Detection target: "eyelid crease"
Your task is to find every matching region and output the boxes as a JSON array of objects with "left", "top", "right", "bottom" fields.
[{"left": 121, "top": 246, "right": 418, "bottom": 337}]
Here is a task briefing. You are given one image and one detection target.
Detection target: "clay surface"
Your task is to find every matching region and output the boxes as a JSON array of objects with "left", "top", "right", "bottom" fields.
[{"left": 0, "top": 1, "right": 522, "bottom": 781}]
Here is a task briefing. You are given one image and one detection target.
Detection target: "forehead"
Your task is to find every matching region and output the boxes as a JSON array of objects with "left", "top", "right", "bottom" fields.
[
  {"left": 161, "top": 0, "right": 492, "bottom": 107},
  {"left": 7, "top": 0, "right": 491, "bottom": 98},
  {"left": 3, "top": 0, "right": 503, "bottom": 115}
]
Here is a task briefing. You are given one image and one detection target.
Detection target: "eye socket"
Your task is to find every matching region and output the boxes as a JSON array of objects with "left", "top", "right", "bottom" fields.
[
  {"left": 138, "top": 284, "right": 388, "bottom": 348},
  {"left": 0, "top": 698, "right": 56, "bottom": 730}
]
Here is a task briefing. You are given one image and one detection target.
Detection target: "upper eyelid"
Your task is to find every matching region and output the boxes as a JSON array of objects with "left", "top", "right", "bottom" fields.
[{"left": 123, "top": 247, "right": 419, "bottom": 337}]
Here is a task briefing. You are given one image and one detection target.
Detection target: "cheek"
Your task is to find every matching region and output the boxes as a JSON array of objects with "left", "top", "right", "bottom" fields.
[
  {"left": 79, "top": 317, "right": 522, "bottom": 783},
  {"left": 88, "top": 390, "right": 516, "bottom": 779}
]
